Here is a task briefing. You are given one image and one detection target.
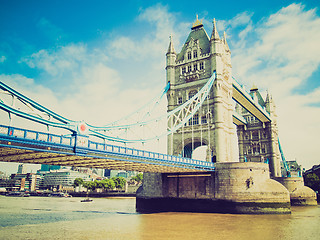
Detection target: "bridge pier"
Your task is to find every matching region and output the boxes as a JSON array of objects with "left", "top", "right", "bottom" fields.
[
  {"left": 274, "top": 177, "right": 317, "bottom": 206},
  {"left": 136, "top": 162, "right": 291, "bottom": 214}
]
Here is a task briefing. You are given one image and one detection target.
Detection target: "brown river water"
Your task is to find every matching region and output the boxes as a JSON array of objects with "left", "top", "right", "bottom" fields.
[{"left": 0, "top": 196, "right": 319, "bottom": 240}]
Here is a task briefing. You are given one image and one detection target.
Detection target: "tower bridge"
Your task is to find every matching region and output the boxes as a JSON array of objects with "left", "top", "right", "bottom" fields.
[{"left": 0, "top": 16, "right": 317, "bottom": 214}]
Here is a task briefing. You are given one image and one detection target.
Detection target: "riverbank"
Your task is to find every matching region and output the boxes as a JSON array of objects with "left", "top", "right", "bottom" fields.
[{"left": 69, "top": 192, "right": 136, "bottom": 198}]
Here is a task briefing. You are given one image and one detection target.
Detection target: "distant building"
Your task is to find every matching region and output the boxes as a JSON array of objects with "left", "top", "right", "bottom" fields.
[
  {"left": 40, "top": 164, "right": 61, "bottom": 172},
  {"left": 17, "top": 164, "right": 27, "bottom": 174},
  {"left": 43, "top": 170, "right": 92, "bottom": 190},
  {"left": 10, "top": 173, "right": 41, "bottom": 191},
  {"left": 104, "top": 169, "right": 111, "bottom": 178}
]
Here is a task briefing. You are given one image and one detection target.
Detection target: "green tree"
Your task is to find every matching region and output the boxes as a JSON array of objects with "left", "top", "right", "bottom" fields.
[
  {"left": 304, "top": 173, "right": 320, "bottom": 192},
  {"left": 111, "top": 177, "right": 126, "bottom": 189},
  {"left": 73, "top": 178, "right": 84, "bottom": 187},
  {"left": 131, "top": 173, "right": 143, "bottom": 184},
  {"left": 102, "top": 179, "right": 115, "bottom": 190},
  {"left": 95, "top": 180, "right": 104, "bottom": 189},
  {"left": 83, "top": 181, "right": 96, "bottom": 192}
]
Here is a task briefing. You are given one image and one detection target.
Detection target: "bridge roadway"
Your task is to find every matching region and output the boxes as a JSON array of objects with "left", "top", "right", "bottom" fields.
[{"left": 0, "top": 125, "right": 215, "bottom": 173}]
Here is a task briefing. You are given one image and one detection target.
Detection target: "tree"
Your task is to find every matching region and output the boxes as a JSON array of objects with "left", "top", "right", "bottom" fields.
[
  {"left": 304, "top": 173, "right": 320, "bottom": 192},
  {"left": 73, "top": 178, "right": 84, "bottom": 187},
  {"left": 83, "top": 181, "right": 96, "bottom": 192},
  {"left": 111, "top": 177, "right": 126, "bottom": 189},
  {"left": 102, "top": 179, "right": 115, "bottom": 191},
  {"left": 131, "top": 173, "right": 143, "bottom": 184},
  {"left": 94, "top": 180, "right": 104, "bottom": 189}
]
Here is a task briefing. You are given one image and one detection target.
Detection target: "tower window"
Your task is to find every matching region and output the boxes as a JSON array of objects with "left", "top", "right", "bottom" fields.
[
  {"left": 188, "top": 65, "right": 192, "bottom": 72},
  {"left": 193, "top": 64, "right": 197, "bottom": 71},
  {"left": 193, "top": 114, "right": 199, "bottom": 125},
  {"left": 181, "top": 67, "right": 186, "bottom": 74},
  {"left": 201, "top": 115, "right": 207, "bottom": 124},
  {"left": 189, "top": 114, "right": 199, "bottom": 125},
  {"left": 187, "top": 52, "right": 192, "bottom": 60},
  {"left": 178, "top": 97, "right": 183, "bottom": 105},
  {"left": 193, "top": 50, "right": 197, "bottom": 58},
  {"left": 199, "top": 62, "right": 204, "bottom": 70}
]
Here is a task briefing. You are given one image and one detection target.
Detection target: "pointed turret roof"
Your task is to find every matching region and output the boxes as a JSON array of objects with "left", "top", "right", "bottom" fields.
[
  {"left": 167, "top": 35, "right": 176, "bottom": 54},
  {"left": 223, "top": 31, "right": 230, "bottom": 52},
  {"left": 176, "top": 16, "right": 210, "bottom": 61},
  {"left": 211, "top": 18, "right": 220, "bottom": 40}
]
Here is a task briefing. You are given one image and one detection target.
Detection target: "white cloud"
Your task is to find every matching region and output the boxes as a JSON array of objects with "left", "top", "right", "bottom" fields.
[
  {"left": 109, "top": 4, "right": 187, "bottom": 61},
  {"left": 21, "top": 44, "right": 88, "bottom": 76},
  {"left": 2, "top": 3, "right": 319, "bottom": 172}
]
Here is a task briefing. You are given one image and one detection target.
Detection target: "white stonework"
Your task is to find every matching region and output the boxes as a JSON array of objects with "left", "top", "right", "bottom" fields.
[{"left": 166, "top": 19, "right": 235, "bottom": 163}]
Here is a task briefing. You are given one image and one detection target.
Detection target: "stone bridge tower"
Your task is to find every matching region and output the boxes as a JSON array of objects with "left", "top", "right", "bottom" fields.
[
  {"left": 166, "top": 17, "right": 234, "bottom": 163},
  {"left": 236, "top": 88, "right": 282, "bottom": 177}
]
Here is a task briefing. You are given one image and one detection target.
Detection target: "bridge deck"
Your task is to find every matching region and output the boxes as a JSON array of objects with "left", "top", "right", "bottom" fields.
[{"left": 0, "top": 125, "right": 215, "bottom": 173}]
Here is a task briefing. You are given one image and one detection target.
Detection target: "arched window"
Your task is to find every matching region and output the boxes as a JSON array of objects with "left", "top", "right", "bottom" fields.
[
  {"left": 199, "top": 62, "right": 204, "bottom": 70},
  {"left": 193, "top": 64, "right": 197, "bottom": 71},
  {"left": 187, "top": 52, "right": 192, "bottom": 60},
  {"left": 193, "top": 50, "right": 198, "bottom": 58}
]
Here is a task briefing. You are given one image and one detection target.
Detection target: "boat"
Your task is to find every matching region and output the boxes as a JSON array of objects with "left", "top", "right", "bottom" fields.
[
  {"left": 49, "top": 192, "right": 72, "bottom": 197},
  {"left": 81, "top": 198, "right": 93, "bottom": 202}
]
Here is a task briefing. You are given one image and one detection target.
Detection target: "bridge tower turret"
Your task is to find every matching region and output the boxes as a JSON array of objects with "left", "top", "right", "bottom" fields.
[
  {"left": 209, "top": 19, "right": 234, "bottom": 162},
  {"left": 165, "top": 16, "right": 235, "bottom": 162},
  {"left": 166, "top": 35, "right": 177, "bottom": 109},
  {"left": 265, "top": 92, "right": 282, "bottom": 177}
]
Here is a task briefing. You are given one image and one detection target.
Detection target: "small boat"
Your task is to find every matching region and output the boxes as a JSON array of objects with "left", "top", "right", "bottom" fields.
[
  {"left": 81, "top": 198, "right": 93, "bottom": 202},
  {"left": 49, "top": 192, "right": 71, "bottom": 197}
]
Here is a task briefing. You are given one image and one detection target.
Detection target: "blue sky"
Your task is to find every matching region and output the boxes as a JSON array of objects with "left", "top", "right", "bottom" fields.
[{"left": 0, "top": 0, "right": 319, "bottom": 174}]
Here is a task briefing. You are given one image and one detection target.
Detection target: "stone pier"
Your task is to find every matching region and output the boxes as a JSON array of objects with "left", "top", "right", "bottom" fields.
[
  {"left": 274, "top": 177, "right": 317, "bottom": 206},
  {"left": 136, "top": 162, "right": 291, "bottom": 214}
]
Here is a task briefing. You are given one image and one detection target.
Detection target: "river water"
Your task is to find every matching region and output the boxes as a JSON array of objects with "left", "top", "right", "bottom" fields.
[{"left": 0, "top": 196, "right": 319, "bottom": 240}]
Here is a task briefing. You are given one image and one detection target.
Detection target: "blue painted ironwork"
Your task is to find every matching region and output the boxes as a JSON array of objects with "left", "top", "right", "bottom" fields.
[
  {"left": 278, "top": 138, "right": 291, "bottom": 177},
  {"left": 0, "top": 124, "right": 215, "bottom": 172}
]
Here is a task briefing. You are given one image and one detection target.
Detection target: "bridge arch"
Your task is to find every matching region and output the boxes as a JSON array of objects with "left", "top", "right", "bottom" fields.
[{"left": 173, "top": 137, "right": 216, "bottom": 163}]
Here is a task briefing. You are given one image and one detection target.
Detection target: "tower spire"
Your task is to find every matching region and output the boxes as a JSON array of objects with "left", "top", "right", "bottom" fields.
[
  {"left": 223, "top": 31, "right": 230, "bottom": 52},
  {"left": 211, "top": 18, "right": 220, "bottom": 40},
  {"left": 192, "top": 14, "right": 203, "bottom": 29},
  {"left": 167, "top": 35, "right": 176, "bottom": 54}
]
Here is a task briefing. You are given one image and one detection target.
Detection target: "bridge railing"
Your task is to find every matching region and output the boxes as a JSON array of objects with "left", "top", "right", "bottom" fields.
[
  {"left": 87, "top": 139, "right": 214, "bottom": 169},
  {"left": 0, "top": 124, "right": 215, "bottom": 171}
]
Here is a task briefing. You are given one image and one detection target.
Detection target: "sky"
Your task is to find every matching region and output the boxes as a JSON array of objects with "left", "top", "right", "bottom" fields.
[{"left": 0, "top": 0, "right": 319, "bottom": 174}]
